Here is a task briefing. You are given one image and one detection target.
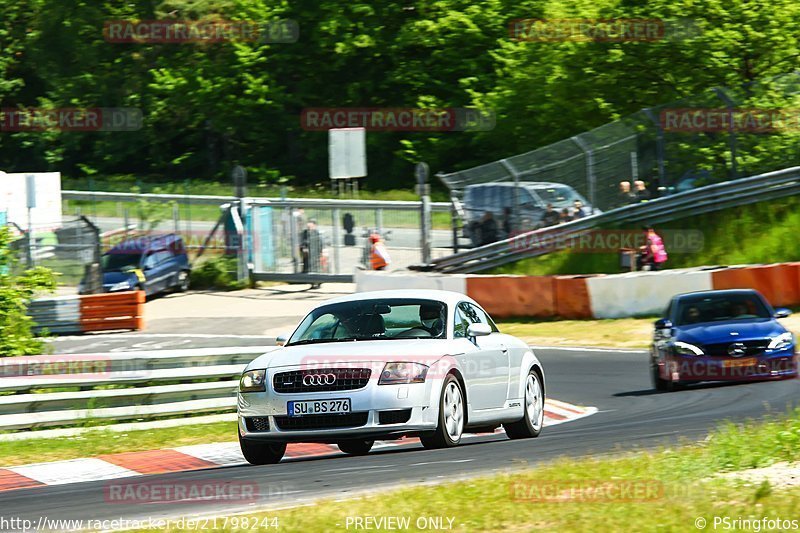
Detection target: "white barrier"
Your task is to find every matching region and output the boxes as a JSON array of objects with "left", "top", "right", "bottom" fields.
[
  {"left": 586, "top": 268, "right": 713, "bottom": 318},
  {"left": 355, "top": 270, "right": 467, "bottom": 294}
]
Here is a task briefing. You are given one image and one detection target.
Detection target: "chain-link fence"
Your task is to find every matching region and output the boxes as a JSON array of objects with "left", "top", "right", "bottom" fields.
[{"left": 439, "top": 72, "right": 800, "bottom": 219}]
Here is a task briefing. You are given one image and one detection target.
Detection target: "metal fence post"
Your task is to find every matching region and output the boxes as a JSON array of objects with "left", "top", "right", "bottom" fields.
[
  {"left": 643, "top": 108, "right": 666, "bottom": 190},
  {"left": 714, "top": 87, "right": 739, "bottom": 179},
  {"left": 571, "top": 136, "right": 596, "bottom": 214},
  {"left": 416, "top": 163, "right": 431, "bottom": 264},
  {"left": 375, "top": 208, "right": 383, "bottom": 235},
  {"left": 332, "top": 208, "right": 341, "bottom": 274},
  {"left": 499, "top": 159, "right": 520, "bottom": 232}
]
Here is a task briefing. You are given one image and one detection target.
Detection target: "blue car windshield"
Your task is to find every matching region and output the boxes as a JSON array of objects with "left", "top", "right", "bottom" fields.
[
  {"left": 102, "top": 252, "right": 142, "bottom": 272},
  {"left": 676, "top": 294, "right": 771, "bottom": 326}
]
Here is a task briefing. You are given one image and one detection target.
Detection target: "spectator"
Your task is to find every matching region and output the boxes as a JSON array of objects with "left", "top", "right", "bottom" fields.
[
  {"left": 559, "top": 208, "right": 573, "bottom": 224},
  {"left": 301, "top": 219, "right": 322, "bottom": 274},
  {"left": 638, "top": 225, "right": 668, "bottom": 271},
  {"left": 369, "top": 233, "right": 391, "bottom": 271},
  {"left": 541, "top": 203, "right": 560, "bottom": 227},
  {"left": 478, "top": 211, "right": 498, "bottom": 245},
  {"left": 634, "top": 180, "right": 652, "bottom": 202},
  {"left": 618, "top": 181, "right": 637, "bottom": 206},
  {"left": 572, "top": 199, "right": 586, "bottom": 219}
]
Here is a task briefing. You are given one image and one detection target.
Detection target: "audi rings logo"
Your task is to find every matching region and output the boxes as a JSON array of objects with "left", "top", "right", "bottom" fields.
[{"left": 302, "top": 373, "right": 337, "bottom": 386}]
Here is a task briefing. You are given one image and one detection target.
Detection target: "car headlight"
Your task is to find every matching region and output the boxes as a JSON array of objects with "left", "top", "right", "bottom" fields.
[
  {"left": 674, "top": 341, "right": 704, "bottom": 356},
  {"left": 240, "top": 369, "right": 266, "bottom": 392},
  {"left": 768, "top": 332, "right": 794, "bottom": 350},
  {"left": 378, "top": 362, "right": 428, "bottom": 385},
  {"left": 109, "top": 280, "right": 132, "bottom": 291}
]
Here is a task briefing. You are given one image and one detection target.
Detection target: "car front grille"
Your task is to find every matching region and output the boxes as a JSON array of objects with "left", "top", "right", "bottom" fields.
[
  {"left": 244, "top": 417, "right": 270, "bottom": 432},
  {"left": 702, "top": 339, "right": 770, "bottom": 357},
  {"left": 272, "top": 368, "right": 372, "bottom": 393},
  {"left": 273, "top": 412, "right": 369, "bottom": 431},
  {"left": 378, "top": 409, "right": 412, "bottom": 425}
]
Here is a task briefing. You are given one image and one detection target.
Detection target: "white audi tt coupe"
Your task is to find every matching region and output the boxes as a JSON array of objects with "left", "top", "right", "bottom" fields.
[{"left": 237, "top": 289, "right": 545, "bottom": 464}]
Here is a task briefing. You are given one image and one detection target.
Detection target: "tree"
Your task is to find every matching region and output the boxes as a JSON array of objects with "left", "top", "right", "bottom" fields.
[{"left": 0, "top": 227, "right": 57, "bottom": 356}]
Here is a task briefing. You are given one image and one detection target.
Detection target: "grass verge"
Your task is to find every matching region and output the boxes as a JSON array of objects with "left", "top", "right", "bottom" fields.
[
  {"left": 0, "top": 420, "right": 236, "bottom": 467},
  {"left": 149, "top": 407, "right": 800, "bottom": 532}
]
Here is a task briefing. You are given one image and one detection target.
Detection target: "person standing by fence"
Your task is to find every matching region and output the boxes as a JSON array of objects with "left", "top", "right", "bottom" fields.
[{"left": 638, "top": 225, "right": 668, "bottom": 270}]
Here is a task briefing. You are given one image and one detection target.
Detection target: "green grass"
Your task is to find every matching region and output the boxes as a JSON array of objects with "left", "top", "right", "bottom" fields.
[
  {"left": 492, "top": 196, "right": 800, "bottom": 275},
  {"left": 0, "top": 420, "right": 237, "bottom": 467},
  {"left": 143, "top": 407, "right": 800, "bottom": 532}
]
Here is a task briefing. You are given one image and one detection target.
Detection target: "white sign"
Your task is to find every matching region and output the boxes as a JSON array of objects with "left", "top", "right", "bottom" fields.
[
  {"left": 329, "top": 128, "right": 366, "bottom": 180},
  {"left": 0, "top": 172, "right": 62, "bottom": 231}
]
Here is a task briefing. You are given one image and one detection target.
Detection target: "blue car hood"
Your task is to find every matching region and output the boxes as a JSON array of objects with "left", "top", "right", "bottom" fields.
[
  {"left": 102, "top": 270, "right": 138, "bottom": 285},
  {"left": 677, "top": 319, "right": 786, "bottom": 345}
]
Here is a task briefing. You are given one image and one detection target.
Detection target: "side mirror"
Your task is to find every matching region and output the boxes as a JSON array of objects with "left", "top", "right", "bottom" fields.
[
  {"left": 774, "top": 308, "right": 792, "bottom": 319},
  {"left": 654, "top": 318, "right": 673, "bottom": 330},
  {"left": 275, "top": 333, "right": 290, "bottom": 347},
  {"left": 467, "top": 323, "right": 492, "bottom": 338}
]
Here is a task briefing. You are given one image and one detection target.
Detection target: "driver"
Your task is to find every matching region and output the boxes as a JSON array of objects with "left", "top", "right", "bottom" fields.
[
  {"left": 419, "top": 304, "right": 444, "bottom": 337},
  {"left": 731, "top": 302, "right": 749, "bottom": 317}
]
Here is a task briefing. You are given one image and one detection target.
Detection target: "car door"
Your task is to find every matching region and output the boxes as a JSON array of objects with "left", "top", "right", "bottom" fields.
[
  {"left": 141, "top": 249, "right": 172, "bottom": 295},
  {"left": 453, "top": 302, "right": 509, "bottom": 411}
]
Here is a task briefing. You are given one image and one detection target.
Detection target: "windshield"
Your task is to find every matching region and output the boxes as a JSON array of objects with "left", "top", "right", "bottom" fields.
[
  {"left": 102, "top": 252, "right": 142, "bottom": 272},
  {"left": 287, "top": 298, "right": 448, "bottom": 345},
  {"left": 676, "top": 294, "right": 771, "bottom": 326},
  {"left": 530, "top": 185, "right": 582, "bottom": 207}
]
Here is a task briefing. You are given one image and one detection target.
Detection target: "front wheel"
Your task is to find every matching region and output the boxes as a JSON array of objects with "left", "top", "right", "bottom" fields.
[
  {"left": 337, "top": 439, "right": 374, "bottom": 456},
  {"left": 239, "top": 435, "right": 286, "bottom": 465},
  {"left": 504, "top": 370, "right": 544, "bottom": 439},
  {"left": 420, "top": 375, "right": 464, "bottom": 449}
]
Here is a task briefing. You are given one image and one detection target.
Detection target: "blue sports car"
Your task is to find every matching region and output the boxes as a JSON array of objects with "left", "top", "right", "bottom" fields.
[{"left": 651, "top": 289, "right": 797, "bottom": 392}]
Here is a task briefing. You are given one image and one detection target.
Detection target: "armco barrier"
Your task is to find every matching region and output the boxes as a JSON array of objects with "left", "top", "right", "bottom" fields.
[
  {"left": 358, "top": 262, "right": 800, "bottom": 320},
  {"left": 29, "top": 291, "right": 144, "bottom": 334}
]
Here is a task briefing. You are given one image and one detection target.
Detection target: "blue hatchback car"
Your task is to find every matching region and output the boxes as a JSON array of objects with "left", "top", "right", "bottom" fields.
[
  {"left": 85, "top": 234, "right": 190, "bottom": 297},
  {"left": 651, "top": 289, "right": 797, "bottom": 391}
]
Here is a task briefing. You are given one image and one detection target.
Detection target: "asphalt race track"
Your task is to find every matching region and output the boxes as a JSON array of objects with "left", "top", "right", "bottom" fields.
[{"left": 2, "top": 347, "right": 799, "bottom": 525}]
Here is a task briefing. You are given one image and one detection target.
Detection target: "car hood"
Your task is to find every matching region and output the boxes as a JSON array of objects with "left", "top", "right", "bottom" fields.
[
  {"left": 676, "top": 319, "right": 786, "bottom": 345},
  {"left": 245, "top": 339, "right": 460, "bottom": 370},
  {"left": 102, "top": 270, "right": 137, "bottom": 285}
]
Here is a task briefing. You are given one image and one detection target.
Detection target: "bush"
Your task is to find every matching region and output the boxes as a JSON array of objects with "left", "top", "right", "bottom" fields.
[
  {"left": 0, "top": 227, "right": 57, "bottom": 356},
  {"left": 189, "top": 256, "right": 247, "bottom": 290}
]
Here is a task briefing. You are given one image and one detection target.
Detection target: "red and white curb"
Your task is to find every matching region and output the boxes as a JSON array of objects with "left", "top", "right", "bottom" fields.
[{"left": 0, "top": 399, "right": 595, "bottom": 493}]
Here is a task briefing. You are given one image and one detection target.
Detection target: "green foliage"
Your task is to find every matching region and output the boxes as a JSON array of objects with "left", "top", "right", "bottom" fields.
[
  {"left": 2, "top": 0, "right": 800, "bottom": 187},
  {"left": 0, "top": 227, "right": 58, "bottom": 356},
  {"left": 189, "top": 255, "right": 246, "bottom": 290}
]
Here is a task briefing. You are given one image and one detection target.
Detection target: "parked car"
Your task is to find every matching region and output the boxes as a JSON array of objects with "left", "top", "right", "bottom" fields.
[
  {"left": 237, "top": 289, "right": 546, "bottom": 464},
  {"left": 80, "top": 234, "right": 190, "bottom": 296},
  {"left": 650, "top": 289, "right": 797, "bottom": 392},
  {"left": 462, "top": 182, "right": 596, "bottom": 245}
]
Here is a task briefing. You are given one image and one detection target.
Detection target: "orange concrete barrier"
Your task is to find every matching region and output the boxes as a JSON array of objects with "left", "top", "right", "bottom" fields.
[
  {"left": 467, "top": 276, "right": 555, "bottom": 318},
  {"left": 711, "top": 264, "right": 800, "bottom": 308},
  {"left": 553, "top": 276, "right": 594, "bottom": 319},
  {"left": 79, "top": 291, "right": 145, "bottom": 333}
]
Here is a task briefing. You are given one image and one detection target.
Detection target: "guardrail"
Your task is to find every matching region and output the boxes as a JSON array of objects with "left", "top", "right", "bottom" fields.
[
  {"left": 428, "top": 166, "right": 800, "bottom": 273},
  {"left": 63, "top": 190, "right": 452, "bottom": 212},
  {"left": 0, "top": 347, "right": 272, "bottom": 431}
]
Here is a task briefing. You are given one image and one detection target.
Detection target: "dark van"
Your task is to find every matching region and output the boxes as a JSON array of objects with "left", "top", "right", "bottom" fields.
[{"left": 80, "top": 234, "right": 190, "bottom": 296}]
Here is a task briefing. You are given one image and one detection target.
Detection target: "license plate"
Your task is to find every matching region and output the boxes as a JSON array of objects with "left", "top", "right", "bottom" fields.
[
  {"left": 288, "top": 398, "right": 351, "bottom": 417},
  {"left": 723, "top": 357, "right": 757, "bottom": 368}
]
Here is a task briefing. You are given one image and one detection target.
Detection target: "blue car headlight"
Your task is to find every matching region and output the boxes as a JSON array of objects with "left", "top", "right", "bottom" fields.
[
  {"left": 768, "top": 332, "right": 794, "bottom": 351},
  {"left": 674, "top": 341, "right": 704, "bottom": 356}
]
